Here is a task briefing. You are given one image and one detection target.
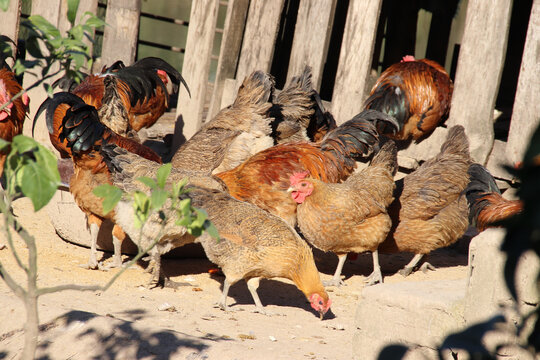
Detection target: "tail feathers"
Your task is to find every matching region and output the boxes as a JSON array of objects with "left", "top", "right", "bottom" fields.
[
  {"left": 465, "top": 163, "right": 500, "bottom": 227},
  {"left": 272, "top": 65, "right": 314, "bottom": 126},
  {"left": 439, "top": 125, "right": 470, "bottom": 159},
  {"left": 320, "top": 110, "right": 388, "bottom": 161},
  {"left": 363, "top": 81, "right": 409, "bottom": 135},
  {"left": 370, "top": 140, "right": 398, "bottom": 176},
  {"left": 308, "top": 89, "right": 337, "bottom": 142},
  {"left": 130, "top": 57, "right": 190, "bottom": 97},
  {"left": 233, "top": 70, "right": 275, "bottom": 112},
  {"left": 0, "top": 35, "right": 16, "bottom": 71}
]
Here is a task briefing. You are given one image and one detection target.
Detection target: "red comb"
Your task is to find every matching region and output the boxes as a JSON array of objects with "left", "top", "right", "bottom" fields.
[
  {"left": 290, "top": 171, "right": 309, "bottom": 185},
  {"left": 401, "top": 55, "right": 416, "bottom": 62}
]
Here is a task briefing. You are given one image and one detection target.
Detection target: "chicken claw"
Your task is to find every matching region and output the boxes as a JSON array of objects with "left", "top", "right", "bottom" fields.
[
  {"left": 323, "top": 278, "right": 346, "bottom": 287},
  {"left": 419, "top": 262, "right": 436, "bottom": 273}
]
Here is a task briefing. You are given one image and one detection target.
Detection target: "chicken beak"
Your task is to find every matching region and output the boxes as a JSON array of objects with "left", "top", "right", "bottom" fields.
[
  {"left": 286, "top": 187, "right": 294, "bottom": 193},
  {"left": 319, "top": 311, "right": 325, "bottom": 320}
]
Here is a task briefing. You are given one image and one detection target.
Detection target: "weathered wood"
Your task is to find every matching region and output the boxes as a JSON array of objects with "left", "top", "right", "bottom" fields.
[
  {"left": 235, "top": 0, "right": 285, "bottom": 83},
  {"left": 0, "top": 0, "right": 22, "bottom": 45},
  {"left": 100, "top": 0, "right": 141, "bottom": 66},
  {"left": 22, "top": 0, "right": 63, "bottom": 146},
  {"left": 506, "top": 0, "right": 540, "bottom": 165},
  {"left": 206, "top": 0, "right": 250, "bottom": 121},
  {"left": 331, "top": 0, "right": 383, "bottom": 125},
  {"left": 447, "top": 0, "right": 513, "bottom": 164},
  {"left": 286, "top": 0, "right": 337, "bottom": 90},
  {"left": 173, "top": 0, "right": 219, "bottom": 145}
]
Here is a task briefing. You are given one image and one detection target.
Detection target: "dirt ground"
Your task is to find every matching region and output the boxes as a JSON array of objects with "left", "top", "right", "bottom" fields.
[{"left": 0, "top": 197, "right": 469, "bottom": 360}]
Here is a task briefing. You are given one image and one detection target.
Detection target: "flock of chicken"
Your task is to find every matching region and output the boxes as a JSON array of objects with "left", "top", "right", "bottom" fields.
[{"left": 0, "top": 39, "right": 524, "bottom": 319}]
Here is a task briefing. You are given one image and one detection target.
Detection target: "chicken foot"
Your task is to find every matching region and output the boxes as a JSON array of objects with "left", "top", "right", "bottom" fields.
[
  {"left": 80, "top": 223, "right": 100, "bottom": 270},
  {"left": 215, "top": 278, "right": 232, "bottom": 311},
  {"left": 398, "top": 253, "right": 435, "bottom": 277},
  {"left": 99, "top": 235, "right": 124, "bottom": 270},
  {"left": 364, "top": 250, "right": 383, "bottom": 286},
  {"left": 323, "top": 254, "right": 347, "bottom": 287},
  {"left": 246, "top": 277, "right": 280, "bottom": 316},
  {"left": 145, "top": 252, "right": 191, "bottom": 289}
]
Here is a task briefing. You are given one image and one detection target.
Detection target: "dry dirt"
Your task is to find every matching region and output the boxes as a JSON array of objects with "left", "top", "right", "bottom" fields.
[{"left": 0, "top": 197, "right": 469, "bottom": 360}]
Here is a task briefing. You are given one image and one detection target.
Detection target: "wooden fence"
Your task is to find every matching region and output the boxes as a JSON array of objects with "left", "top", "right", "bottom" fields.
[{"left": 1, "top": 0, "right": 538, "bottom": 184}]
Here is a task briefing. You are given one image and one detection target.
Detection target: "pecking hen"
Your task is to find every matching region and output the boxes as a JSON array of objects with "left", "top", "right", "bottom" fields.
[
  {"left": 215, "top": 109, "right": 399, "bottom": 227},
  {"left": 379, "top": 125, "right": 472, "bottom": 276},
  {"left": 364, "top": 55, "right": 453, "bottom": 141},
  {"left": 288, "top": 141, "right": 398, "bottom": 286},
  {"left": 101, "top": 144, "right": 332, "bottom": 318},
  {"left": 42, "top": 92, "right": 162, "bottom": 270},
  {"left": 465, "top": 163, "right": 523, "bottom": 232}
]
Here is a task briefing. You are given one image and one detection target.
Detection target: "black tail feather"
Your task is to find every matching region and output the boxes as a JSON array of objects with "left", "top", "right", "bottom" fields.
[
  {"left": 130, "top": 56, "right": 190, "bottom": 98},
  {"left": 363, "top": 82, "right": 409, "bottom": 135},
  {"left": 465, "top": 163, "right": 500, "bottom": 225}
]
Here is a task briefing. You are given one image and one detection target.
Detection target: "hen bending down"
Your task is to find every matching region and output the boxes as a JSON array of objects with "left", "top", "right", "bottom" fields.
[
  {"left": 364, "top": 55, "right": 453, "bottom": 142},
  {"left": 289, "top": 141, "right": 398, "bottom": 286},
  {"left": 379, "top": 125, "right": 472, "bottom": 276},
  {"left": 101, "top": 144, "right": 332, "bottom": 318}
]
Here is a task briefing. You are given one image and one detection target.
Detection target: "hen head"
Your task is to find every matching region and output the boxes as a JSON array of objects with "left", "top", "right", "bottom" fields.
[
  {"left": 309, "top": 293, "right": 332, "bottom": 320},
  {"left": 287, "top": 171, "right": 313, "bottom": 204},
  {"left": 0, "top": 79, "right": 29, "bottom": 121}
]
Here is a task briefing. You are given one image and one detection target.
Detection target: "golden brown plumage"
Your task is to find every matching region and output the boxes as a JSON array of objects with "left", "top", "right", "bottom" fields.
[
  {"left": 289, "top": 141, "right": 398, "bottom": 286},
  {"left": 216, "top": 110, "right": 398, "bottom": 227},
  {"left": 102, "top": 144, "right": 331, "bottom": 317},
  {"left": 465, "top": 163, "right": 523, "bottom": 232},
  {"left": 379, "top": 125, "right": 472, "bottom": 276},
  {"left": 0, "top": 67, "right": 29, "bottom": 176},
  {"left": 364, "top": 56, "right": 453, "bottom": 141},
  {"left": 40, "top": 92, "right": 162, "bottom": 269}
]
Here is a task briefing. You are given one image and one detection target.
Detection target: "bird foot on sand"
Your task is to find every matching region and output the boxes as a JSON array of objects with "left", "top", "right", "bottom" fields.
[
  {"left": 323, "top": 278, "right": 346, "bottom": 287},
  {"left": 251, "top": 307, "right": 282, "bottom": 317},
  {"left": 398, "top": 266, "right": 414, "bottom": 277},
  {"left": 364, "top": 271, "right": 383, "bottom": 286},
  {"left": 419, "top": 262, "right": 436, "bottom": 273},
  {"left": 79, "top": 260, "right": 100, "bottom": 270},
  {"left": 163, "top": 279, "right": 194, "bottom": 290}
]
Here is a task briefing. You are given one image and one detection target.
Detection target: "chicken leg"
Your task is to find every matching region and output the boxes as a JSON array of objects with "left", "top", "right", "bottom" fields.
[
  {"left": 81, "top": 222, "right": 100, "bottom": 269},
  {"left": 398, "top": 253, "right": 431, "bottom": 277},
  {"left": 364, "top": 250, "right": 383, "bottom": 286},
  {"left": 323, "top": 254, "right": 347, "bottom": 287},
  {"left": 216, "top": 278, "right": 232, "bottom": 311}
]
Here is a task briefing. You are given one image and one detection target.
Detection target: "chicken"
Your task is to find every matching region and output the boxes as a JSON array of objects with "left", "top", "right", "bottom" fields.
[
  {"left": 0, "top": 43, "right": 29, "bottom": 177},
  {"left": 35, "top": 56, "right": 188, "bottom": 158},
  {"left": 269, "top": 65, "right": 336, "bottom": 144},
  {"left": 215, "top": 109, "right": 399, "bottom": 227},
  {"left": 465, "top": 163, "right": 523, "bottom": 232},
  {"left": 171, "top": 70, "right": 275, "bottom": 175},
  {"left": 364, "top": 55, "right": 453, "bottom": 141},
  {"left": 379, "top": 125, "right": 472, "bottom": 276},
  {"left": 42, "top": 92, "right": 162, "bottom": 270},
  {"left": 288, "top": 141, "right": 398, "bottom": 286},
  {"left": 101, "top": 144, "right": 332, "bottom": 318}
]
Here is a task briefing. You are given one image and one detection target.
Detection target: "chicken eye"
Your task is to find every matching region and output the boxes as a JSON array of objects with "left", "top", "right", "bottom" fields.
[
  {"left": 301, "top": 183, "right": 307, "bottom": 187},
  {"left": 319, "top": 300, "right": 323, "bottom": 305}
]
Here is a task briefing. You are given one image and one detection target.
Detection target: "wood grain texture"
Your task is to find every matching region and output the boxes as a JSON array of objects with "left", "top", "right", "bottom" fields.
[
  {"left": 100, "top": 0, "right": 141, "bottom": 66},
  {"left": 447, "top": 0, "right": 512, "bottom": 164},
  {"left": 506, "top": 0, "right": 540, "bottom": 165},
  {"left": 287, "top": 0, "right": 337, "bottom": 91},
  {"left": 0, "top": 0, "right": 21, "bottom": 45},
  {"left": 235, "top": 0, "right": 285, "bottom": 83},
  {"left": 331, "top": 0, "right": 383, "bottom": 125},
  {"left": 174, "top": 0, "right": 219, "bottom": 143},
  {"left": 207, "top": 0, "right": 250, "bottom": 121}
]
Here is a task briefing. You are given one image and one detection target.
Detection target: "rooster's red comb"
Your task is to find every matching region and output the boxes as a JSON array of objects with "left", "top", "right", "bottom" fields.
[
  {"left": 401, "top": 55, "right": 416, "bottom": 62},
  {"left": 290, "top": 171, "right": 309, "bottom": 185}
]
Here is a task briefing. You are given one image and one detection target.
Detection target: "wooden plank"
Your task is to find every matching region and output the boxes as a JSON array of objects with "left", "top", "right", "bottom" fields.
[
  {"left": 100, "top": 0, "right": 141, "bottom": 66},
  {"left": 206, "top": 0, "right": 250, "bottom": 121},
  {"left": 173, "top": 0, "right": 219, "bottom": 146},
  {"left": 235, "top": 0, "right": 285, "bottom": 83},
  {"left": 0, "top": 0, "right": 22, "bottom": 45},
  {"left": 506, "top": 0, "right": 540, "bottom": 165},
  {"left": 330, "top": 0, "right": 383, "bottom": 125},
  {"left": 286, "top": 0, "right": 337, "bottom": 90},
  {"left": 446, "top": 0, "right": 513, "bottom": 164},
  {"left": 22, "top": 0, "right": 63, "bottom": 146}
]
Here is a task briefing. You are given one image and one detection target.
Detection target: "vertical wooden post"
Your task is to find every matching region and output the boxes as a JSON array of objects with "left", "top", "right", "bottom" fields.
[
  {"left": 100, "top": 0, "right": 141, "bottom": 66},
  {"left": 506, "top": 0, "right": 540, "bottom": 165},
  {"left": 331, "top": 0, "right": 383, "bottom": 125},
  {"left": 0, "top": 0, "right": 22, "bottom": 45},
  {"left": 22, "top": 0, "right": 63, "bottom": 144},
  {"left": 235, "top": 0, "right": 285, "bottom": 83},
  {"left": 173, "top": 0, "right": 219, "bottom": 146},
  {"left": 286, "top": 0, "right": 337, "bottom": 90},
  {"left": 206, "top": 0, "right": 250, "bottom": 121},
  {"left": 447, "top": 0, "right": 513, "bottom": 164}
]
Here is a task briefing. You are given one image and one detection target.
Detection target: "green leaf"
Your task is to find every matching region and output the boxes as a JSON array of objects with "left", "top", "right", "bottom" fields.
[
  {"left": 137, "top": 176, "right": 157, "bottom": 190},
  {"left": 204, "top": 221, "right": 220, "bottom": 240},
  {"left": 156, "top": 163, "right": 172, "bottom": 189},
  {"left": 179, "top": 198, "right": 191, "bottom": 214},
  {"left": 67, "top": 0, "right": 80, "bottom": 26},
  {"left": 191, "top": 208, "right": 208, "bottom": 228},
  {"left": 150, "top": 189, "right": 168, "bottom": 210},
  {"left": 93, "top": 184, "right": 123, "bottom": 215},
  {"left": 0, "top": 0, "right": 9, "bottom": 12},
  {"left": 28, "top": 15, "right": 61, "bottom": 39},
  {"left": 83, "top": 12, "right": 106, "bottom": 28},
  {"left": 0, "top": 138, "right": 9, "bottom": 151},
  {"left": 12, "top": 135, "right": 38, "bottom": 153}
]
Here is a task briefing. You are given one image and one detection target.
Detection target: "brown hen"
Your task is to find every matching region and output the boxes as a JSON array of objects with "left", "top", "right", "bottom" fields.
[
  {"left": 289, "top": 141, "right": 398, "bottom": 286},
  {"left": 379, "top": 125, "right": 472, "bottom": 276}
]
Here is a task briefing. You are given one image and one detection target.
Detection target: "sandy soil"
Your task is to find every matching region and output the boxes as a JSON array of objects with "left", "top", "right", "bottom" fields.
[{"left": 0, "top": 197, "right": 469, "bottom": 359}]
